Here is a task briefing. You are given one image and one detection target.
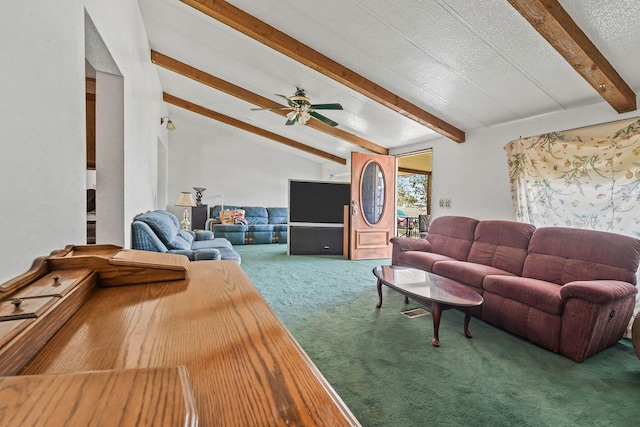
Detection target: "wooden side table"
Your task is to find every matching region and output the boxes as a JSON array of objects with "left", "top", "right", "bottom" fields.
[{"left": 191, "top": 204, "right": 208, "bottom": 230}]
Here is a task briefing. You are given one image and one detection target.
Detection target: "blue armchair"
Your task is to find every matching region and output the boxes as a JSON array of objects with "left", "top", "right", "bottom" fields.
[{"left": 131, "top": 210, "right": 241, "bottom": 263}]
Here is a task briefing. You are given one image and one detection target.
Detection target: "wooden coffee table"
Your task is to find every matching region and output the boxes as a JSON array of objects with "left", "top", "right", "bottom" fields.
[{"left": 373, "top": 265, "right": 483, "bottom": 347}]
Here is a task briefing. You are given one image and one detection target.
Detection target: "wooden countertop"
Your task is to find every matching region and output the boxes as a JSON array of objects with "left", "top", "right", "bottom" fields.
[{"left": 18, "top": 260, "right": 359, "bottom": 426}]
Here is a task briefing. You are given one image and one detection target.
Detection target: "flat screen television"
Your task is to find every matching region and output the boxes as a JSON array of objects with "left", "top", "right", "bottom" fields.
[{"left": 289, "top": 180, "right": 351, "bottom": 224}]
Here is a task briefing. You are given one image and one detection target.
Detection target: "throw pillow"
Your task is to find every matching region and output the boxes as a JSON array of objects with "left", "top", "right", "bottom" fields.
[{"left": 234, "top": 209, "right": 248, "bottom": 225}]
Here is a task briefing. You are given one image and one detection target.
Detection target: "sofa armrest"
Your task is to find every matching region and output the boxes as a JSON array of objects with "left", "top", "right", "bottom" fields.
[
  {"left": 168, "top": 249, "right": 194, "bottom": 260},
  {"left": 560, "top": 280, "right": 638, "bottom": 304},
  {"left": 131, "top": 221, "right": 169, "bottom": 253},
  {"left": 390, "top": 236, "right": 432, "bottom": 252},
  {"left": 390, "top": 236, "right": 432, "bottom": 266},
  {"left": 559, "top": 280, "right": 638, "bottom": 362},
  {"left": 193, "top": 248, "right": 221, "bottom": 261},
  {"left": 204, "top": 218, "right": 218, "bottom": 231},
  {"left": 194, "top": 230, "right": 214, "bottom": 241}
]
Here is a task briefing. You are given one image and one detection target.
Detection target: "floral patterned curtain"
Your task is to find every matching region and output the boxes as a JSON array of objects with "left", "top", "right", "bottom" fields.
[
  {"left": 504, "top": 119, "right": 640, "bottom": 237},
  {"left": 505, "top": 119, "right": 640, "bottom": 337}
]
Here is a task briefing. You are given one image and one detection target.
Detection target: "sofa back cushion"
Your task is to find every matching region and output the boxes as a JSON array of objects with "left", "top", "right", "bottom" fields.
[
  {"left": 523, "top": 227, "right": 640, "bottom": 285},
  {"left": 467, "top": 220, "right": 535, "bottom": 275},
  {"left": 267, "top": 207, "right": 288, "bottom": 224},
  {"left": 242, "top": 206, "right": 269, "bottom": 225},
  {"left": 135, "top": 210, "right": 179, "bottom": 247},
  {"left": 426, "top": 216, "right": 479, "bottom": 261},
  {"left": 166, "top": 230, "right": 192, "bottom": 250}
]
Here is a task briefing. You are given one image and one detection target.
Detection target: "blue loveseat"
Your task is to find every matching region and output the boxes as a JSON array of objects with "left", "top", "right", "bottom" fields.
[
  {"left": 131, "top": 210, "right": 241, "bottom": 263},
  {"left": 205, "top": 205, "right": 288, "bottom": 245}
]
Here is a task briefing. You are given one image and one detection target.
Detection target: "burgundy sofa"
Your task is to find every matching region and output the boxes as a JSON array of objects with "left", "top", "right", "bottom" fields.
[{"left": 390, "top": 216, "right": 640, "bottom": 362}]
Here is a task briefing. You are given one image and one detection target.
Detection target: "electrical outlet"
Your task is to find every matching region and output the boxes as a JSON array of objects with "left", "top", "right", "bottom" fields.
[{"left": 439, "top": 198, "right": 452, "bottom": 209}]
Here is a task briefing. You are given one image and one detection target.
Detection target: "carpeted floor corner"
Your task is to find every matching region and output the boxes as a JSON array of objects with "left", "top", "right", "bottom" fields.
[{"left": 235, "top": 244, "right": 640, "bottom": 426}]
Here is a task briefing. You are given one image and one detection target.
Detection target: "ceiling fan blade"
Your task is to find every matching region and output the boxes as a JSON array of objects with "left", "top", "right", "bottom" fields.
[
  {"left": 309, "top": 103, "right": 343, "bottom": 110},
  {"left": 310, "top": 111, "right": 338, "bottom": 127},
  {"left": 275, "top": 94, "right": 297, "bottom": 108},
  {"left": 251, "top": 106, "right": 293, "bottom": 111}
]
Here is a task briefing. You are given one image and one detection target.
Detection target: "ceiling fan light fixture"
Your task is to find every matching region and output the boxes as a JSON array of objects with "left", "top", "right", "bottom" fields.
[
  {"left": 255, "top": 88, "right": 342, "bottom": 127},
  {"left": 299, "top": 110, "right": 311, "bottom": 125}
]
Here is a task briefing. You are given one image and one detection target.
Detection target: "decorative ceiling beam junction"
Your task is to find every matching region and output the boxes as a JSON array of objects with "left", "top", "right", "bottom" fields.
[
  {"left": 151, "top": 51, "right": 388, "bottom": 155},
  {"left": 163, "top": 93, "right": 347, "bottom": 165},
  {"left": 180, "top": 0, "right": 466, "bottom": 143},
  {"left": 507, "top": 0, "right": 636, "bottom": 113}
]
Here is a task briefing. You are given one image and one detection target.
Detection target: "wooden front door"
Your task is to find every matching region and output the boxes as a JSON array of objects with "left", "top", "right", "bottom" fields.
[{"left": 349, "top": 152, "right": 396, "bottom": 260}]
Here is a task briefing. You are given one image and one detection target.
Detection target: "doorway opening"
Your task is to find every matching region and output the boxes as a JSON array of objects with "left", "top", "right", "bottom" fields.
[
  {"left": 85, "top": 10, "right": 124, "bottom": 246},
  {"left": 396, "top": 150, "right": 432, "bottom": 238}
]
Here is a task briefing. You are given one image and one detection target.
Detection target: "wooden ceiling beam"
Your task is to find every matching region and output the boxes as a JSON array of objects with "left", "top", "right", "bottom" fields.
[
  {"left": 152, "top": 51, "right": 388, "bottom": 155},
  {"left": 507, "top": 0, "right": 636, "bottom": 113},
  {"left": 398, "top": 167, "right": 431, "bottom": 176},
  {"left": 180, "top": 0, "right": 466, "bottom": 143},
  {"left": 163, "top": 93, "right": 347, "bottom": 165}
]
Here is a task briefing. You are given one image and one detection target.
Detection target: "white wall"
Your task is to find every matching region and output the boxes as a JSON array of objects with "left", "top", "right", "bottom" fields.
[
  {"left": 0, "top": 1, "right": 165, "bottom": 283},
  {"left": 166, "top": 111, "right": 323, "bottom": 219}
]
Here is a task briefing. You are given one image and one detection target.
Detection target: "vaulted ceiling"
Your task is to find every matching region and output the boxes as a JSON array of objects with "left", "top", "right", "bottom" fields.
[{"left": 137, "top": 0, "right": 640, "bottom": 165}]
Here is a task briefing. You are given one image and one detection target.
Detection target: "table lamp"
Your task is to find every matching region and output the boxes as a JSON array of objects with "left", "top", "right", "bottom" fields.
[{"left": 175, "top": 192, "right": 196, "bottom": 230}]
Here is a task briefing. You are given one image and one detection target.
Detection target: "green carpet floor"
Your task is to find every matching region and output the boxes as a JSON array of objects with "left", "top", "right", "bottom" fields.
[{"left": 235, "top": 244, "right": 640, "bottom": 427}]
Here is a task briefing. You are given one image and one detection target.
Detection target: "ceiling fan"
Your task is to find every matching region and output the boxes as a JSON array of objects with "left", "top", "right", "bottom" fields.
[{"left": 252, "top": 88, "right": 343, "bottom": 127}]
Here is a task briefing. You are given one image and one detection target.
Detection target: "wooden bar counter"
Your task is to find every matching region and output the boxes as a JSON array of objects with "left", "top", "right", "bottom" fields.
[{"left": 0, "top": 245, "right": 359, "bottom": 426}]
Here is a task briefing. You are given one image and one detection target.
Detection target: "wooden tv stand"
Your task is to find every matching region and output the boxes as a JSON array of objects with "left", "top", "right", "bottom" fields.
[{"left": 0, "top": 245, "right": 359, "bottom": 426}]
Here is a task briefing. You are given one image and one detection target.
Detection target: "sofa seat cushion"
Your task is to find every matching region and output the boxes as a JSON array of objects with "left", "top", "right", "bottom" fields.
[
  {"left": 267, "top": 207, "right": 288, "bottom": 224},
  {"left": 192, "top": 237, "right": 233, "bottom": 250},
  {"left": 484, "top": 275, "right": 563, "bottom": 315},
  {"left": 433, "top": 260, "right": 515, "bottom": 289},
  {"left": 396, "top": 251, "right": 456, "bottom": 272},
  {"left": 213, "top": 224, "right": 249, "bottom": 233},
  {"left": 273, "top": 224, "right": 288, "bottom": 232}
]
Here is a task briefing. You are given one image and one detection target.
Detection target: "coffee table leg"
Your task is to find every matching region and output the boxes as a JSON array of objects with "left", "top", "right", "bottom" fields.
[
  {"left": 463, "top": 308, "right": 473, "bottom": 339},
  {"left": 431, "top": 302, "right": 442, "bottom": 347},
  {"left": 376, "top": 279, "right": 383, "bottom": 308}
]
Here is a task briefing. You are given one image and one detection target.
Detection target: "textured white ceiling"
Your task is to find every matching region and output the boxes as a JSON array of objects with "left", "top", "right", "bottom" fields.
[{"left": 137, "top": 0, "right": 640, "bottom": 164}]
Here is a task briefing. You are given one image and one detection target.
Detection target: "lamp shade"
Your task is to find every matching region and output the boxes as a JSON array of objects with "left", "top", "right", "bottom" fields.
[{"left": 175, "top": 192, "right": 196, "bottom": 207}]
